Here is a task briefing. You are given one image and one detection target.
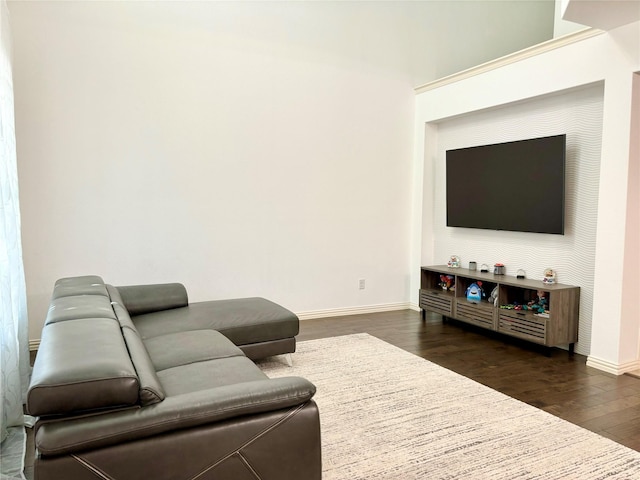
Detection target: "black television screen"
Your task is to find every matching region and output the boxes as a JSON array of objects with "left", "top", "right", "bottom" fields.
[{"left": 446, "top": 134, "right": 566, "bottom": 235}]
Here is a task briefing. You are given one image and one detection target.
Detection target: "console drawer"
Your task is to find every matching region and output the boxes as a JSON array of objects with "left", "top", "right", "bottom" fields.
[
  {"left": 419, "top": 289, "right": 453, "bottom": 317},
  {"left": 498, "top": 311, "right": 547, "bottom": 344},
  {"left": 455, "top": 301, "right": 495, "bottom": 329}
]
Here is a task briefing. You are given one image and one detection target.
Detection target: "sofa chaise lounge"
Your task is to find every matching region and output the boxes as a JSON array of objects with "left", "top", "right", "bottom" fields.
[{"left": 26, "top": 275, "right": 321, "bottom": 480}]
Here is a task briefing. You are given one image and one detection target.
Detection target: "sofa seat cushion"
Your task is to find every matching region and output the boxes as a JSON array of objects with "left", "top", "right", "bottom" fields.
[
  {"left": 143, "top": 330, "right": 245, "bottom": 371},
  {"left": 132, "top": 297, "right": 299, "bottom": 346},
  {"left": 157, "top": 356, "right": 268, "bottom": 396}
]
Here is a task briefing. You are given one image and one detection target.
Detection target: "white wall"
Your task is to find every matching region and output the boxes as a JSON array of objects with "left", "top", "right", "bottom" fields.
[
  {"left": 413, "top": 22, "right": 640, "bottom": 372},
  {"left": 9, "top": 2, "right": 409, "bottom": 341},
  {"left": 620, "top": 73, "right": 640, "bottom": 365},
  {"left": 9, "top": 1, "right": 557, "bottom": 342}
]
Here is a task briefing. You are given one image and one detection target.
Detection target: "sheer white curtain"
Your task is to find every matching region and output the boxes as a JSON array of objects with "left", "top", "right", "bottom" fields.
[{"left": 1, "top": 0, "right": 30, "bottom": 478}]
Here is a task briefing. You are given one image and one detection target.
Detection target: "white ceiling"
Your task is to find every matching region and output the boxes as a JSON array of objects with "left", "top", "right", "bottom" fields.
[
  {"left": 562, "top": 0, "right": 640, "bottom": 31},
  {"left": 6, "top": 0, "right": 557, "bottom": 87}
]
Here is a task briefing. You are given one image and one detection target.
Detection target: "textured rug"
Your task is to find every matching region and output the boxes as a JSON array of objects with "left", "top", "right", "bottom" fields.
[{"left": 257, "top": 333, "right": 640, "bottom": 479}]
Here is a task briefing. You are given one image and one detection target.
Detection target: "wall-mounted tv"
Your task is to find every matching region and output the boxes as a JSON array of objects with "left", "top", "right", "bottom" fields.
[{"left": 446, "top": 134, "right": 566, "bottom": 235}]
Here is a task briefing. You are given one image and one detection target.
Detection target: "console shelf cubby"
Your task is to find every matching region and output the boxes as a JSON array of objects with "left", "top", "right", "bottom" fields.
[{"left": 419, "top": 265, "right": 580, "bottom": 353}]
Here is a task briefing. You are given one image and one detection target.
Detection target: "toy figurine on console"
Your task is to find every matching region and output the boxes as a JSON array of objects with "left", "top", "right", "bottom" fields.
[
  {"left": 488, "top": 286, "right": 499, "bottom": 306},
  {"left": 527, "top": 290, "right": 549, "bottom": 314},
  {"left": 503, "top": 291, "right": 549, "bottom": 312},
  {"left": 465, "top": 281, "right": 485, "bottom": 303},
  {"left": 543, "top": 268, "right": 556, "bottom": 284},
  {"left": 439, "top": 275, "right": 455, "bottom": 291}
]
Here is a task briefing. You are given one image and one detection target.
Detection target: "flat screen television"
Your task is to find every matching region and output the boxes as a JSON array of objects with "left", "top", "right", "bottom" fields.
[{"left": 446, "top": 134, "right": 566, "bottom": 235}]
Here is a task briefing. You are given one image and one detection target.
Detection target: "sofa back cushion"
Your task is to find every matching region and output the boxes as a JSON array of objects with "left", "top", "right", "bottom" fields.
[
  {"left": 121, "top": 328, "right": 166, "bottom": 406},
  {"left": 27, "top": 318, "right": 140, "bottom": 416},
  {"left": 52, "top": 275, "right": 108, "bottom": 299},
  {"left": 116, "top": 283, "right": 188, "bottom": 316},
  {"left": 45, "top": 294, "right": 117, "bottom": 325},
  {"left": 46, "top": 276, "right": 117, "bottom": 326},
  {"left": 106, "top": 285, "right": 137, "bottom": 330},
  {"left": 105, "top": 285, "right": 167, "bottom": 405}
]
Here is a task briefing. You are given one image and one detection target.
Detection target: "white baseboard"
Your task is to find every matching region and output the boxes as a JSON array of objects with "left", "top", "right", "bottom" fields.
[
  {"left": 297, "top": 302, "right": 414, "bottom": 321},
  {"left": 586, "top": 355, "right": 640, "bottom": 375},
  {"left": 27, "top": 303, "right": 420, "bottom": 350}
]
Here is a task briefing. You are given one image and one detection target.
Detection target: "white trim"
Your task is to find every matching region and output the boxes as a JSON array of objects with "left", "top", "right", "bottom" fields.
[
  {"left": 297, "top": 302, "right": 412, "bottom": 321},
  {"left": 414, "top": 28, "right": 604, "bottom": 94},
  {"left": 586, "top": 355, "right": 640, "bottom": 375}
]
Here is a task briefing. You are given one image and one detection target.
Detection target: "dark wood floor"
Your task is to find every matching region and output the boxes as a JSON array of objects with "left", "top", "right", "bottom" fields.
[
  {"left": 298, "top": 309, "right": 640, "bottom": 452},
  {"left": 23, "top": 309, "right": 640, "bottom": 479}
]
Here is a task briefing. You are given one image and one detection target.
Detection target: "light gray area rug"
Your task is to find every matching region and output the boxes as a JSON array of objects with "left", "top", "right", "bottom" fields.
[{"left": 257, "top": 333, "right": 640, "bottom": 479}]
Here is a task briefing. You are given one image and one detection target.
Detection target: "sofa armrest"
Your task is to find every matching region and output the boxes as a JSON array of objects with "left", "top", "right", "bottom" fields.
[
  {"left": 35, "top": 376, "right": 316, "bottom": 456},
  {"left": 115, "top": 283, "right": 188, "bottom": 316}
]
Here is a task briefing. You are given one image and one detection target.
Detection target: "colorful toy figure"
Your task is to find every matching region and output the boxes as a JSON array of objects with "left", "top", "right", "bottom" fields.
[
  {"left": 543, "top": 268, "right": 556, "bottom": 284},
  {"left": 500, "top": 291, "right": 548, "bottom": 314},
  {"left": 527, "top": 290, "right": 548, "bottom": 314},
  {"left": 465, "top": 281, "right": 485, "bottom": 303},
  {"left": 439, "top": 275, "right": 455, "bottom": 291}
]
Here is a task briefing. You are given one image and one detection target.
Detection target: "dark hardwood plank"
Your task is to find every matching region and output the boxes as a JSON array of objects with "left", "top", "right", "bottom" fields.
[{"left": 298, "top": 309, "right": 640, "bottom": 452}]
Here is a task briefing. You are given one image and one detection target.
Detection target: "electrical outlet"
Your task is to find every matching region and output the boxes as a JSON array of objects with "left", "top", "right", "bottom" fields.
[{"left": 359, "top": 279, "right": 366, "bottom": 290}]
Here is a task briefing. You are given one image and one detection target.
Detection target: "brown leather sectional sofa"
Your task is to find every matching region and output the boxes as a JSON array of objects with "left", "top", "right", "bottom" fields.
[{"left": 27, "top": 275, "right": 321, "bottom": 480}]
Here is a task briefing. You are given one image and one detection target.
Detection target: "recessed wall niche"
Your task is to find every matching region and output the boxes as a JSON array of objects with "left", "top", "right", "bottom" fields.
[{"left": 427, "top": 82, "right": 604, "bottom": 355}]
